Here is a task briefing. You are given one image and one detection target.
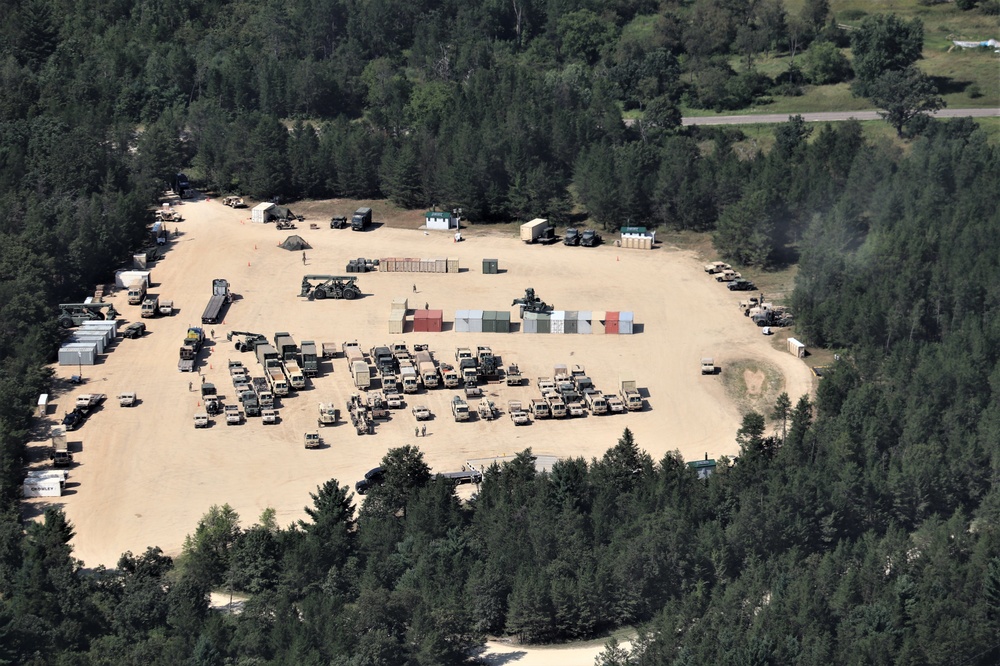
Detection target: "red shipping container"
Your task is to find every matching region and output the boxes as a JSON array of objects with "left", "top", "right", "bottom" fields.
[
  {"left": 413, "top": 310, "right": 427, "bottom": 332},
  {"left": 427, "top": 310, "right": 443, "bottom": 332},
  {"left": 604, "top": 311, "right": 620, "bottom": 334}
]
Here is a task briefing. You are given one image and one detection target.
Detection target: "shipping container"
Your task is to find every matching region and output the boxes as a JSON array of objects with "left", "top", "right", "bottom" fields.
[
  {"left": 592, "top": 311, "right": 605, "bottom": 335},
  {"left": 447, "top": 257, "right": 460, "bottom": 273},
  {"left": 470, "top": 310, "right": 484, "bottom": 333},
  {"left": 68, "top": 334, "right": 106, "bottom": 354},
  {"left": 495, "top": 311, "right": 510, "bottom": 333},
  {"left": 578, "top": 311, "right": 592, "bottom": 334},
  {"left": 114, "top": 270, "right": 151, "bottom": 289},
  {"left": 522, "top": 311, "right": 538, "bottom": 334},
  {"left": 482, "top": 258, "right": 498, "bottom": 274},
  {"left": 59, "top": 343, "right": 98, "bottom": 365},
  {"left": 455, "top": 310, "right": 470, "bottom": 333},
  {"left": 619, "top": 311, "right": 634, "bottom": 335},
  {"left": 389, "top": 309, "right": 406, "bottom": 334},
  {"left": 551, "top": 311, "right": 565, "bottom": 334},
  {"left": 426, "top": 310, "right": 443, "bottom": 332},
  {"left": 391, "top": 297, "right": 408, "bottom": 312},
  {"left": 565, "top": 311, "right": 579, "bottom": 334},
  {"left": 482, "top": 310, "right": 497, "bottom": 333},
  {"left": 537, "top": 312, "right": 551, "bottom": 334},
  {"left": 435, "top": 258, "right": 447, "bottom": 273},
  {"left": 604, "top": 311, "right": 620, "bottom": 334}
]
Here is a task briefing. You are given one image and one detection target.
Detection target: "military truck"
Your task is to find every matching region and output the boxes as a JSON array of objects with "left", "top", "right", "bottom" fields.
[
  {"left": 477, "top": 400, "right": 497, "bottom": 421},
  {"left": 584, "top": 390, "right": 608, "bottom": 415},
  {"left": 563, "top": 228, "right": 581, "bottom": 245},
  {"left": 240, "top": 390, "right": 260, "bottom": 417},
  {"left": 50, "top": 426, "right": 72, "bottom": 467},
  {"left": 127, "top": 280, "right": 147, "bottom": 305},
  {"left": 300, "top": 275, "right": 362, "bottom": 300},
  {"left": 606, "top": 395, "right": 626, "bottom": 413},
  {"left": 304, "top": 431, "right": 321, "bottom": 449},
  {"left": 283, "top": 359, "right": 306, "bottom": 390},
  {"left": 117, "top": 392, "right": 136, "bottom": 407},
  {"left": 415, "top": 350, "right": 438, "bottom": 388},
  {"left": 399, "top": 364, "right": 418, "bottom": 393},
  {"left": 250, "top": 377, "right": 273, "bottom": 408},
  {"left": 140, "top": 295, "right": 159, "bottom": 318},
  {"left": 224, "top": 405, "right": 243, "bottom": 425},
  {"left": 300, "top": 341, "right": 318, "bottom": 377},
  {"left": 620, "top": 379, "right": 642, "bottom": 411},
  {"left": 330, "top": 215, "right": 348, "bottom": 229},
  {"left": 58, "top": 302, "right": 119, "bottom": 329},
  {"left": 412, "top": 405, "right": 431, "bottom": 421},
  {"left": 440, "top": 363, "right": 461, "bottom": 388},
  {"left": 546, "top": 394, "right": 567, "bottom": 418},
  {"left": 75, "top": 394, "right": 106, "bottom": 414},
  {"left": 351, "top": 207, "right": 372, "bottom": 231},
  {"left": 193, "top": 413, "right": 209, "bottom": 428},
  {"left": 178, "top": 327, "right": 205, "bottom": 372},
  {"left": 701, "top": 358, "right": 716, "bottom": 375},
  {"left": 506, "top": 363, "right": 524, "bottom": 386},
  {"left": 158, "top": 299, "right": 174, "bottom": 316},
  {"left": 530, "top": 398, "right": 551, "bottom": 419},
  {"left": 318, "top": 403, "right": 340, "bottom": 427},
  {"left": 451, "top": 396, "right": 470, "bottom": 421},
  {"left": 261, "top": 409, "right": 278, "bottom": 424},
  {"left": 704, "top": 261, "right": 731, "bottom": 274}
]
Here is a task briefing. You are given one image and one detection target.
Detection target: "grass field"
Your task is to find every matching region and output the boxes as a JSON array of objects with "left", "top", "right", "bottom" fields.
[{"left": 677, "top": 0, "right": 998, "bottom": 117}]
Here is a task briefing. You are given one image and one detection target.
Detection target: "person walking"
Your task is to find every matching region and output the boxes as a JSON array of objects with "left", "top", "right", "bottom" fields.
[
  {"left": 211, "top": 328, "right": 215, "bottom": 339},
  {"left": 188, "top": 381, "right": 192, "bottom": 392},
  {"left": 302, "top": 252, "right": 307, "bottom": 265},
  {"left": 412, "top": 283, "right": 417, "bottom": 293}
]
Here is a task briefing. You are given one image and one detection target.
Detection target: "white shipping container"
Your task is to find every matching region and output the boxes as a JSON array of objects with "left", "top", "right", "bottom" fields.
[
  {"left": 68, "top": 334, "right": 106, "bottom": 354},
  {"left": 551, "top": 311, "right": 565, "bottom": 334},
  {"left": 455, "top": 310, "right": 470, "bottom": 333},
  {"left": 470, "top": 310, "right": 484, "bottom": 333},
  {"left": 23, "top": 479, "right": 62, "bottom": 497},
  {"left": 114, "top": 270, "right": 150, "bottom": 289},
  {"left": 58, "top": 343, "right": 98, "bottom": 366},
  {"left": 787, "top": 338, "right": 807, "bottom": 358},
  {"left": 619, "top": 311, "right": 634, "bottom": 335},
  {"left": 578, "top": 311, "right": 592, "bottom": 335},
  {"left": 251, "top": 202, "right": 276, "bottom": 223}
]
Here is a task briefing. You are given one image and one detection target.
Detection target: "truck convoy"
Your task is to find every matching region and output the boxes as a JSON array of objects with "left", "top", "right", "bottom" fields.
[
  {"left": 299, "top": 275, "right": 362, "bottom": 300},
  {"left": 201, "top": 278, "right": 231, "bottom": 325},
  {"left": 178, "top": 327, "right": 205, "bottom": 372}
]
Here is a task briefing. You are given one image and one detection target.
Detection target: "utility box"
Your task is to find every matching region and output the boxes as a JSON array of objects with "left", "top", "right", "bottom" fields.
[{"left": 482, "top": 259, "right": 499, "bottom": 274}]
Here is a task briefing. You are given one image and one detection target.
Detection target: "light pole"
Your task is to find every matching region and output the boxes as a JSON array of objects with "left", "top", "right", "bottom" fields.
[{"left": 77, "top": 351, "right": 82, "bottom": 381}]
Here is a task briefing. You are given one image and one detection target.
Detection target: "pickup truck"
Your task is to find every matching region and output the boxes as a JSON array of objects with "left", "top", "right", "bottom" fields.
[
  {"left": 117, "top": 392, "right": 136, "bottom": 407},
  {"left": 385, "top": 392, "right": 403, "bottom": 408},
  {"left": 451, "top": 396, "right": 470, "bottom": 422},
  {"left": 261, "top": 409, "right": 278, "bottom": 424},
  {"left": 509, "top": 402, "right": 530, "bottom": 425},
  {"left": 224, "top": 405, "right": 243, "bottom": 425},
  {"left": 158, "top": 300, "right": 174, "bottom": 316},
  {"left": 75, "top": 394, "right": 106, "bottom": 414},
  {"left": 411, "top": 405, "right": 431, "bottom": 421},
  {"left": 194, "top": 413, "right": 209, "bottom": 428},
  {"left": 567, "top": 401, "right": 586, "bottom": 417},
  {"left": 304, "top": 431, "right": 321, "bottom": 449}
]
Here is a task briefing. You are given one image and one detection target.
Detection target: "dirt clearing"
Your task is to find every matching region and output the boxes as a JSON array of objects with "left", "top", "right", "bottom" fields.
[{"left": 25, "top": 197, "right": 814, "bottom": 568}]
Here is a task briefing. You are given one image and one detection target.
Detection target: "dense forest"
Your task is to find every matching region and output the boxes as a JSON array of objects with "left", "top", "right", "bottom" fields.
[{"left": 1, "top": 0, "right": 999, "bottom": 663}]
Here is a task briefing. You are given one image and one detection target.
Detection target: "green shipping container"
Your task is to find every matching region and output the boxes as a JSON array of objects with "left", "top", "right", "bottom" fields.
[
  {"left": 537, "top": 313, "right": 551, "bottom": 334},
  {"left": 496, "top": 311, "right": 510, "bottom": 333},
  {"left": 482, "top": 310, "right": 497, "bottom": 333},
  {"left": 482, "top": 258, "right": 498, "bottom": 274}
]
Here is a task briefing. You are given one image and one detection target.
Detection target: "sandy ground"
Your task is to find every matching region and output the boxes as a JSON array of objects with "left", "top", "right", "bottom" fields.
[
  {"left": 25, "top": 196, "right": 814, "bottom": 569},
  {"left": 476, "top": 638, "right": 628, "bottom": 665}
]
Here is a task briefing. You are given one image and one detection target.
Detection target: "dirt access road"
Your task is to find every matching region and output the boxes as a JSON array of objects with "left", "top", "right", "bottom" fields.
[{"left": 26, "top": 197, "right": 814, "bottom": 568}]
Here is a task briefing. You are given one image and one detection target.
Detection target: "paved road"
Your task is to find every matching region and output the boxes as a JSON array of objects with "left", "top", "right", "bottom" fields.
[{"left": 679, "top": 107, "right": 999, "bottom": 126}]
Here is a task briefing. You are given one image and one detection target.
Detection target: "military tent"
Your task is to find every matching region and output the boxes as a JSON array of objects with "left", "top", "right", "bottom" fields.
[{"left": 279, "top": 235, "right": 311, "bottom": 250}]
